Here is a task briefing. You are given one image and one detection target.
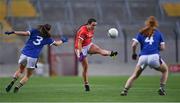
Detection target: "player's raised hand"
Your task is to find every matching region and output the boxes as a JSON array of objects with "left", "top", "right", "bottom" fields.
[
  {"left": 60, "top": 36, "right": 68, "bottom": 43},
  {"left": 4, "top": 31, "right": 15, "bottom": 35},
  {"left": 132, "top": 53, "right": 137, "bottom": 60}
]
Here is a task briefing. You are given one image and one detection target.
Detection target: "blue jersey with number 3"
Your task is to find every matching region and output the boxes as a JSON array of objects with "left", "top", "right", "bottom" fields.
[
  {"left": 133, "top": 29, "right": 165, "bottom": 55},
  {"left": 21, "top": 29, "right": 54, "bottom": 58}
]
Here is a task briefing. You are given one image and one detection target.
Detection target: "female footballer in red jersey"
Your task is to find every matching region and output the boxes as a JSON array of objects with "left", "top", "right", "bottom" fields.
[{"left": 74, "top": 18, "right": 118, "bottom": 91}]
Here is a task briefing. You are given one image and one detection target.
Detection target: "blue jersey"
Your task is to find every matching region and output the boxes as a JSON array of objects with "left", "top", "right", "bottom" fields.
[
  {"left": 133, "top": 29, "right": 165, "bottom": 55},
  {"left": 21, "top": 29, "right": 55, "bottom": 58}
]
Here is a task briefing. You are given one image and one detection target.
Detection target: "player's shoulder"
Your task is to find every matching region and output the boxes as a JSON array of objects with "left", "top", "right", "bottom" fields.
[
  {"left": 154, "top": 29, "right": 159, "bottom": 32},
  {"left": 135, "top": 32, "right": 143, "bottom": 37},
  {"left": 80, "top": 25, "right": 88, "bottom": 31},
  {"left": 29, "top": 28, "right": 40, "bottom": 35},
  {"left": 30, "top": 28, "right": 38, "bottom": 32},
  {"left": 78, "top": 25, "right": 88, "bottom": 34},
  {"left": 154, "top": 29, "right": 163, "bottom": 36},
  {"left": 29, "top": 28, "right": 39, "bottom": 34}
]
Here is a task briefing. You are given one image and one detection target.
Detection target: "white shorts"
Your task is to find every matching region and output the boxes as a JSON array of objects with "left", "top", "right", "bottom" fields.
[
  {"left": 18, "top": 54, "right": 38, "bottom": 69},
  {"left": 137, "top": 54, "right": 165, "bottom": 69},
  {"left": 81, "top": 43, "right": 93, "bottom": 56}
]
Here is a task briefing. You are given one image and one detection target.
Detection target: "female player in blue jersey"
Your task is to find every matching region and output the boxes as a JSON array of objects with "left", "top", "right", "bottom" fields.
[
  {"left": 120, "top": 16, "right": 168, "bottom": 96},
  {"left": 5, "top": 24, "right": 68, "bottom": 93}
]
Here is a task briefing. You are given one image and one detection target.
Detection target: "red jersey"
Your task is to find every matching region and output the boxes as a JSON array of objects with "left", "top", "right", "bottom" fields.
[{"left": 74, "top": 25, "right": 94, "bottom": 49}]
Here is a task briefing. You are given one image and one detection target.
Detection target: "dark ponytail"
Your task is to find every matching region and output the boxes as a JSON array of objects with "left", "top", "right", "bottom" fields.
[
  {"left": 86, "top": 18, "right": 96, "bottom": 25},
  {"left": 38, "top": 24, "right": 51, "bottom": 38}
]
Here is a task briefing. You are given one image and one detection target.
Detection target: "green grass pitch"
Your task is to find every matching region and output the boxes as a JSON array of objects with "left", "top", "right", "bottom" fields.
[{"left": 0, "top": 75, "right": 180, "bottom": 102}]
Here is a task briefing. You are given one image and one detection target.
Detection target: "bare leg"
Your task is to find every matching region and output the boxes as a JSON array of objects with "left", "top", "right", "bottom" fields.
[
  {"left": 81, "top": 57, "right": 90, "bottom": 91},
  {"left": 13, "top": 64, "right": 26, "bottom": 78},
  {"left": 14, "top": 68, "right": 34, "bottom": 93},
  {"left": 19, "top": 69, "right": 34, "bottom": 84},
  {"left": 88, "top": 44, "right": 112, "bottom": 56},
  {"left": 125, "top": 66, "right": 143, "bottom": 89},
  {"left": 81, "top": 57, "right": 89, "bottom": 84},
  {"left": 158, "top": 63, "right": 168, "bottom": 85},
  {"left": 6, "top": 64, "right": 26, "bottom": 92},
  {"left": 121, "top": 65, "right": 143, "bottom": 96},
  {"left": 155, "top": 62, "right": 168, "bottom": 95}
]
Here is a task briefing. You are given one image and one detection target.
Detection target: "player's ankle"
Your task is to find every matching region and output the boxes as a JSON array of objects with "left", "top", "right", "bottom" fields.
[
  {"left": 160, "top": 83, "right": 165, "bottom": 88},
  {"left": 84, "top": 81, "right": 89, "bottom": 85},
  {"left": 16, "top": 82, "right": 24, "bottom": 89},
  {"left": 124, "top": 87, "right": 129, "bottom": 92}
]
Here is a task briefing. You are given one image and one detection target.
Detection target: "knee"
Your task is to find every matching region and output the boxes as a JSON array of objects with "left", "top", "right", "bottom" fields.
[
  {"left": 82, "top": 63, "right": 88, "bottom": 71},
  {"left": 17, "top": 68, "right": 24, "bottom": 74},
  {"left": 25, "top": 74, "right": 32, "bottom": 79},
  {"left": 19, "top": 65, "right": 25, "bottom": 73},
  {"left": 162, "top": 67, "right": 168, "bottom": 73},
  {"left": 22, "top": 76, "right": 29, "bottom": 82},
  {"left": 160, "top": 64, "right": 168, "bottom": 73},
  {"left": 20, "top": 69, "right": 25, "bottom": 73},
  {"left": 82, "top": 68, "right": 88, "bottom": 75},
  {"left": 83, "top": 66, "right": 88, "bottom": 72}
]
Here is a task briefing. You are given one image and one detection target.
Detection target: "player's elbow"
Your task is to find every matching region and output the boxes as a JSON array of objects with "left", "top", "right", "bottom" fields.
[
  {"left": 24, "top": 31, "right": 30, "bottom": 36},
  {"left": 160, "top": 46, "right": 165, "bottom": 51},
  {"left": 131, "top": 44, "right": 137, "bottom": 49},
  {"left": 160, "top": 44, "right": 165, "bottom": 51},
  {"left": 131, "top": 41, "right": 138, "bottom": 48}
]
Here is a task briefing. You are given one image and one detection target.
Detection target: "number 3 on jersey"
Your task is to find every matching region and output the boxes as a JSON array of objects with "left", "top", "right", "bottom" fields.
[
  {"left": 33, "top": 36, "right": 43, "bottom": 45},
  {"left": 145, "top": 37, "right": 154, "bottom": 45}
]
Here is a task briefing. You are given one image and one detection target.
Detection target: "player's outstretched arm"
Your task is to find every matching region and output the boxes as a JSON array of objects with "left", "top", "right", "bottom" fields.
[
  {"left": 5, "top": 31, "right": 29, "bottom": 36},
  {"left": 53, "top": 36, "right": 68, "bottom": 46}
]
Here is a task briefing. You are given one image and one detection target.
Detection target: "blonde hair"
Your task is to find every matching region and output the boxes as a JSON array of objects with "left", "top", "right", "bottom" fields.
[{"left": 139, "top": 16, "right": 159, "bottom": 37}]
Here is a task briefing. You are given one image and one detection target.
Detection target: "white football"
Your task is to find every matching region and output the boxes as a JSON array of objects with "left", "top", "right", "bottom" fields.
[{"left": 108, "top": 28, "right": 118, "bottom": 38}]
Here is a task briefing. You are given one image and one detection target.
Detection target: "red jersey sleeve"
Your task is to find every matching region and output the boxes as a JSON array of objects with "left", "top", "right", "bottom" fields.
[{"left": 77, "top": 29, "right": 87, "bottom": 40}]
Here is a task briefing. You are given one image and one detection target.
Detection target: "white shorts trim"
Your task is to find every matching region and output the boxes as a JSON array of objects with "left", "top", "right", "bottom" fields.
[{"left": 18, "top": 54, "right": 38, "bottom": 69}]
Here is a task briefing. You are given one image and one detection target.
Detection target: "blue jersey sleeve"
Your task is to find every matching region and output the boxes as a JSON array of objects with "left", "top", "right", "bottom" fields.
[
  {"left": 28, "top": 29, "right": 37, "bottom": 36},
  {"left": 28, "top": 29, "right": 39, "bottom": 36},
  {"left": 159, "top": 32, "right": 165, "bottom": 44},
  {"left": 133, "top": 33, "right": 141, "bottom": 43},
  {"left": 46, "top": 38, "right": 55, "bottom": 45}
]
